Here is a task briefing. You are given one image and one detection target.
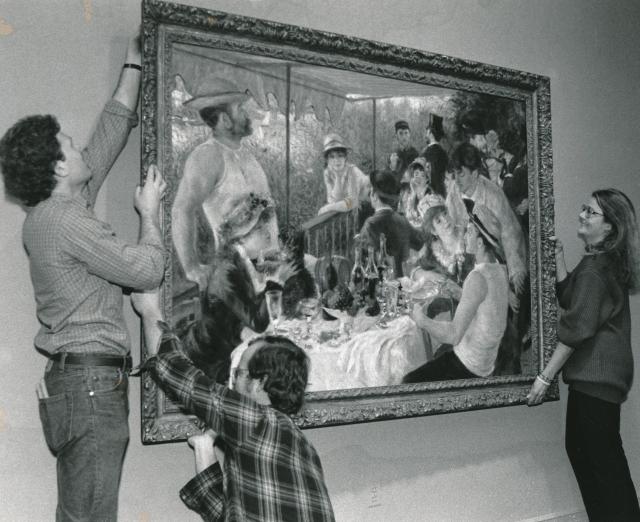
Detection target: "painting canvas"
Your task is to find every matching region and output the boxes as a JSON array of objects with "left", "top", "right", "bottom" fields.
[{"left": 141, "top": 0, "right": 557, "bottom": 443}]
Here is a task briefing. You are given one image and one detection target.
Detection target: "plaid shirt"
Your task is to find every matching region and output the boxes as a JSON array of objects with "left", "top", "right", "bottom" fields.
[
  {"left": 148, "top": 328, "right": 336, "bottom": 522},
  {"left": 23, "top": 100, "right": 166, "bottom": 356},
  {"left": 180, "top": 463, "right": 225, "bottom": 521}
]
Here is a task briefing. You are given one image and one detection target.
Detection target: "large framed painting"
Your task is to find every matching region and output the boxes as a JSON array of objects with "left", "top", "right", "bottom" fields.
[{"left": 140, "top": 0, "right": 557, "bottom": 443}]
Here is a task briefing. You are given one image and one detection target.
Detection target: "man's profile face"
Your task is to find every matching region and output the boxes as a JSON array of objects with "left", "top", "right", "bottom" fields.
[
  {"left": 227, "top": 102, "right": 252, "bottom": 138},
  {"left": 454, "top": 166, "right": 478, "bottom": 196},
  {"left": 56, "top": 132, "right": 91, "bottom": 185},
  {"left": 396, "top": 128, "right": 411, "bottom": 148}
]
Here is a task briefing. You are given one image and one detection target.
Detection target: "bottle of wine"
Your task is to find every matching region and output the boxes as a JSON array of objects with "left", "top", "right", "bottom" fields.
[
  {"left": 376, "top": 233, "right": 394, "bottom": 283},
  {"left": 349, "top": 236, "right": 365, "bottom": 296},
  {"left": 364, "top": 245, "right": 379, "bottom": 301}
]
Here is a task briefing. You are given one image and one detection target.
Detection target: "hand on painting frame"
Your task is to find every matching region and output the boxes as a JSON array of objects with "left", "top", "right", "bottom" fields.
[
  {"left": 526, "top": 375, "right": 550, "bottom": 406},
  {"left": 134, "top": 164, "right": 167, "bottom": 220}
]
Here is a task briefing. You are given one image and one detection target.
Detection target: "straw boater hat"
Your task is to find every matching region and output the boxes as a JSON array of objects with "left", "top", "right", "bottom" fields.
[
  {"left": 184, "top": 77, "right": 249, "bottom": 111},
  {"left": 463, "top": 198, "right": 505, "bottom": 263},
  {"left": 322, "top": 133, "right": 350, "bottom": 155}
]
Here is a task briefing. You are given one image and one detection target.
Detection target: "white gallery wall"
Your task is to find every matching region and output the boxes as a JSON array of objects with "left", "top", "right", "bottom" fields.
[{"left": 1, "top": 1, "right": 639, "bottom": 520}]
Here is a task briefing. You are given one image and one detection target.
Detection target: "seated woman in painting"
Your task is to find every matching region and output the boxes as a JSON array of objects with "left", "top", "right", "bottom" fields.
[
  {"left": 403, "top": 200, "right": 509, "bottom": 382},
  {"left": 398, "top": 156, "right": 446, "bottom": 230},
  {"left": 403, "top": 205, "right": 471, "bottom": 303},
  {"left": 176, "top": 192, "right": 315, "bottom": 383},
  {"left": 317, "top": 133, "right": 370, "bottom": 215}
]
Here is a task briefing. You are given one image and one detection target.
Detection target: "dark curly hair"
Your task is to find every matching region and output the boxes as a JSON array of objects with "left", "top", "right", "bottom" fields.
[
  {"left": 248, "top": 336, "right": 309, "bottom": 415},
  {"left": 0, "top": 115, "right": 63, "bottom": 207},
  {"left": 450, "top": 142, "right": 483, "bottom": 173}
]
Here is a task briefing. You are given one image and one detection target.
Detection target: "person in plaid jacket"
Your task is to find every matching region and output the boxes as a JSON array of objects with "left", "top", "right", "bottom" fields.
[{"left": 133, "top": 290, "right": 335, "bottom": 522}]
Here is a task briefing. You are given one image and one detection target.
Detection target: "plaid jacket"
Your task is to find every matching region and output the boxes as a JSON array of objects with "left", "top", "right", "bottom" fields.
[{"left": 148, "top": 329, "right": 335, "bottom": 522}]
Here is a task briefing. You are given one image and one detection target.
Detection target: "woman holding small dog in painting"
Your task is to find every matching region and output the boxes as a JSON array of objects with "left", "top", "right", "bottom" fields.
[{"left": 527, "top": 188, "right": 640, "bottom": 521}]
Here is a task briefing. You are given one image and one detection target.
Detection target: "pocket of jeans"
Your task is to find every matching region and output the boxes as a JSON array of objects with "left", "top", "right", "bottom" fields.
[
  {"left": 88, "top": 368, "right": 128, "bottom": 394},
  {"left": 38, "top": 393, "right": 71, "bottom": 454}
]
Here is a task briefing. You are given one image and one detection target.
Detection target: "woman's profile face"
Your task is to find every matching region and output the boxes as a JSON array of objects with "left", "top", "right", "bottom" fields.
[
  {"left": 577, "top": 196, "right": 611, "bottom": 246},
  {"left": 431, "top": 211, "right": 451, "bottom": 238},
  {"left": 327, "top": 150, "right": 347, "bottom": 172}
]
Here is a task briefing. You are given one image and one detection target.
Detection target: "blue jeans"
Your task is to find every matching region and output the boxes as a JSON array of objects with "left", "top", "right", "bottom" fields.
[{"left": 39, "top": 359, "right": 130, "bottom": 522}]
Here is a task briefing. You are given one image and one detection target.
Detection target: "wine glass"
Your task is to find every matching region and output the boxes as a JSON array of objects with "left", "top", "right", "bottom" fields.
[
  {"left": 299, "top": 297, "right": 319, "bottom": 340},
  {"left": 265, "top": 289, "right": 283, "bottom": 334},
  {"left": 385, "top": 281, "right": 400, "bottom": 318}
]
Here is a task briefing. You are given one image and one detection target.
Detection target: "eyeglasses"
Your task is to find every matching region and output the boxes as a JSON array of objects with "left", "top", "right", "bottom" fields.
[{"left": 581, "top": 204, "right": 604, "bottom": 218}]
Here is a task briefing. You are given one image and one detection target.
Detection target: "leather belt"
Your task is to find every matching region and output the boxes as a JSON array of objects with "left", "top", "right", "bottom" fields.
[{"left": 50, "top": 352, "right": 132, "bottom": 370}]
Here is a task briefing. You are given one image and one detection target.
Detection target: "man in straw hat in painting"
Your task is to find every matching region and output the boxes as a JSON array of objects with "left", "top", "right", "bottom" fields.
[{"left": 172, "top": 77, "right": 279, "bottom": 290}]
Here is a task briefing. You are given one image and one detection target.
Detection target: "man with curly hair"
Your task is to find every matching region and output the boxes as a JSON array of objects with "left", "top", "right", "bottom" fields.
[
  {"left": 132, "top": 290, "right": 335, "bottom": 522},
  {"left": 0, "top": 35, "right": 167, "bottom": 521}
]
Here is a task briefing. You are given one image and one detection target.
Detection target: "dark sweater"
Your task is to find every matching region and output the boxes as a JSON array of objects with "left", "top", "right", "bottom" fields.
[{"left": 557, "top": 252, "right": 634, "bottom": 403}]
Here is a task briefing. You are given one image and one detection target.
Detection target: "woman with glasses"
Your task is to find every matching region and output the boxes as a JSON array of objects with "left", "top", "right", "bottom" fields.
[{"left": 527, "top": 188, "right": 640, "bottom": 521}]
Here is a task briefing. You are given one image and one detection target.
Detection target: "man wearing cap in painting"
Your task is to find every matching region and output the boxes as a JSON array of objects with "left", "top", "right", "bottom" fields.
[
  {"left": 172, "top": 77, "right": 279, "bottom": 290},
  {"left": 389, "top": 119, "right": 419, "bottom": 188}
]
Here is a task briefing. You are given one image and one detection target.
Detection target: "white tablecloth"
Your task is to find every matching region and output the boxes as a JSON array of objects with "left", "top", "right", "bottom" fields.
[{"left": 278, "top": 313, "right": 427, "bottom": 392}]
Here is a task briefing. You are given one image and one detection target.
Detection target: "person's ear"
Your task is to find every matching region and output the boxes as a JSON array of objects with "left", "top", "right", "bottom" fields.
[
  {"left": 603, "top": 222, "right": 613, "bottom": 235},
  {"left": 251, "top": 375, "right": 271, "bottom": 405},
  {"left": 220, "top": 112, "right": 233, "bottom": 130}
]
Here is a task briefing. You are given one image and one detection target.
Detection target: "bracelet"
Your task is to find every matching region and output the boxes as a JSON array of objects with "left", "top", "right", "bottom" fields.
[
  {"left": 123, "top": 63, "right": 142, "bottom": 71},
  {"left": 536, "top": 373, "right": 552, "bottom": 386}
]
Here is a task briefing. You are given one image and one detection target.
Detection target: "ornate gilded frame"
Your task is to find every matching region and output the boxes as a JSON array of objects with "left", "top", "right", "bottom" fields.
[{"left": 140, "top": 0, "right": 557, "bottom": 443}]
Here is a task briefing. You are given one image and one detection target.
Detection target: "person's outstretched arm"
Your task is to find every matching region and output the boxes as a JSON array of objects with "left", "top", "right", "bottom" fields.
[
  {"left": 84, "top": 32, "right": 142, "bottom": 205},
  {"left": 113, "top": 32, "right": 142, "bottom": 111}
]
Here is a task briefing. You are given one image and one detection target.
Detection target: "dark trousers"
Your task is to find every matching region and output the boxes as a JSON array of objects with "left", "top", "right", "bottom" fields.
[
  {"left": 403, "top": 350, "right": 478, "bottom": 383},
  {"left": 39, "top": 360, "right": 130, "bottom": 521},
  {"left": 565, "top": 389, "right": 640, "bottom": 521}
]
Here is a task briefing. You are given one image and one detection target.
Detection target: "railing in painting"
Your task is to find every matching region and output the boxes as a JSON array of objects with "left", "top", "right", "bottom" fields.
[{"left": 301, "top": 208, "right": 360, "bottom": 262}]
